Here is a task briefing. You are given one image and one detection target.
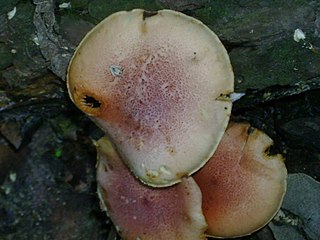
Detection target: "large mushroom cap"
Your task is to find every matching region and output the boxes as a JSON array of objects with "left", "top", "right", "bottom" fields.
[
  {"left": 96, "top": 136, "right": 207, "bottom": 240},
  {"left": 67, "top": 9, "right": 233, "bottom": 187},
  {"left": 194, "top": 123, "right": 287, "bottom": 238}
]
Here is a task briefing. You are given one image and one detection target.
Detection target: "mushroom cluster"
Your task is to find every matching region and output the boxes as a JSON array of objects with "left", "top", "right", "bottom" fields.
[{"left": 67, "top": 9, "right": 287, "bottom": 239}]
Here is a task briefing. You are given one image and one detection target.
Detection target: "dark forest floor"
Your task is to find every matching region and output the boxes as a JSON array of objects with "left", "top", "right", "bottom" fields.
[{"left": 0, "top": 0, "right": 320, "bottom": 239}]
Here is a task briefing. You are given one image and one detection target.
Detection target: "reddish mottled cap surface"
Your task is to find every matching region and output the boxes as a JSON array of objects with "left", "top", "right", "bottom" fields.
[
  {"left": 194, "top": 123, "right": 287, "bottom": 238},
  {"left": 67, "top": 9, "right": 234, "bottom": 187},
  {"left": 96, "top": 136, "right": 207, "bottom": 240}
]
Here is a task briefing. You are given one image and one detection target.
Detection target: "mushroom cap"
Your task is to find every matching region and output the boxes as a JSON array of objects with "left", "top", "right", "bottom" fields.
[
  {"left": 96, "top": 136, "right": 207, "bottom": 240},
  {"left": 67, "top": 9, "right": 234, "bottom": 187},
  {"left": 194, "top": 123, "right": 287, "bottom": 238}
]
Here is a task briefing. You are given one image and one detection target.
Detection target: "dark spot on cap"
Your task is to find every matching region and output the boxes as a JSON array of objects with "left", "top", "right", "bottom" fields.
[
  {"left": 143, "top": 10, "right": 158, "bottom": 20},
  {"left": 176, "top": 172, "right": 188, "bottom": 179},
  {"left": 82, "top": 95, "right": 101, "bottom": 108},
  {"left": 247, "top": 126, "right": 255, "bottom": 135}
]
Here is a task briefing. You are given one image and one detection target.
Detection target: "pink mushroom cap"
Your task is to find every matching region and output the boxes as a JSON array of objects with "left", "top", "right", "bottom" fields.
[
  {"left": 96, "top": 136, "right": 208, "bottom": 240},
  {"left": 67, "top": 9, "right": 234, "bottom": 187},
  {"left": 194, "top": 123, "right": 287, "bottom": 238}
]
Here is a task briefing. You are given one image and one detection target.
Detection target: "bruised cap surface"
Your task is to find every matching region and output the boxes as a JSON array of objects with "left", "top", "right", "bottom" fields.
[
  {"left": 67, "top": 9, "right": 234, "bottom": 187},
  {"left": 96, "top": 136, "right": 207, "bottom": 240},
  {"left": 194, "top": 123, "right": 287, "bottom": 238}
]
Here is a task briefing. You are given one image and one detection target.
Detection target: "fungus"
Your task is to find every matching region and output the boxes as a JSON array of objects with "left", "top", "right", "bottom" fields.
[
  {"left": 67, "top": 9, "right": 234, "bottom": 187},
  {"left": 96, "top": 136, "right": 207, "bottom": 240},
  {"left": 194, "top": 123, "right": 287, "bottom": 238},
  {"left": 67, "top": 9, "right": 287, "bottom": 239}
]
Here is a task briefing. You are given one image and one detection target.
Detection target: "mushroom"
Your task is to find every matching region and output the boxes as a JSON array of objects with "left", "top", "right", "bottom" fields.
[
  {"left": 194, "top": 123, "right": 287, "bottom": 238},
  {"left": 67, "top": 9, "right": 234, "bottom": 187},
  {"left": 66, "top": 9, "right": 287, "bottom": 239},
  {"left": 96, "top": 123, "right": 287, "bottom": 239},
  {"left": 96, "top": 136, "right": 207, "bottom": 240}
]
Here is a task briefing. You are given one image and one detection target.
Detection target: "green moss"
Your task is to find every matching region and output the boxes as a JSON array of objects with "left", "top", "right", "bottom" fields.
[
  {"left": 8, "top": 2, "right": 34, "bottom": 36},
  {"left": 55, "top": 117, "right": 77, "bottom": 139},
  {"left": 7, "top": 2, "right": 42, "bottom": 72},
  {"left": 232, "top": 37, "right": 320, "bottom": 91},
  {"left": 194, "top": 1, "right": 238, "bottom": 25},
  {"left": 54, "top": 147, "right": 63, "bottom": 158},
  {"left": 0, "top": 43, "right": 13, "bottom": 70},
  {"left": 0, "top": 0, "right": 20, "bottom": 15},
  {"left": 88, "top": 0, "right": 164, "bottom": 22},
  {"left": 71, "top": 0, "right": 89, "bottom": 9}
]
